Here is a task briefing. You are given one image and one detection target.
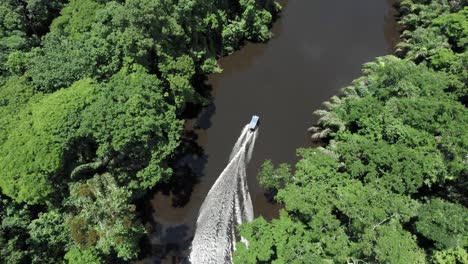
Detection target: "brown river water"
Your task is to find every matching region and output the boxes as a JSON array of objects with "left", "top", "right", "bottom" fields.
[{"left": 139, "top": 0, "right": 399, "bottom": 262}]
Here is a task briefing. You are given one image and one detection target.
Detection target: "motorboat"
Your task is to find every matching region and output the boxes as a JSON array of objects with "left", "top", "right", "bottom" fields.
[{"left": 248, "top": 115, "right": 260, "bottom": 131}]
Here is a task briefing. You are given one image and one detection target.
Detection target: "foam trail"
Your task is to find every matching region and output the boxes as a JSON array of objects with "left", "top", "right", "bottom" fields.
[
  {"left": 189, "top": 125, "right": 257, "bottom": 264},
  {"left": 229, "top": 126, "right": 249, "bottom": 161},
  {"left": 247, "top": 128, "right": 258, "bottom": 162}
]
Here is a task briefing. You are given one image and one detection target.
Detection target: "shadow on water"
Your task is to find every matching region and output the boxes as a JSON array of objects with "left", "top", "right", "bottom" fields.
[
  {"left": 161, "top": 131, "right": 206, "bottom": 208},
  {"left": 136, "top": 98, "right": 213, "bottom": 263},
  {"left": 136, "top": 70, "right": 224, "bottom": 263}
]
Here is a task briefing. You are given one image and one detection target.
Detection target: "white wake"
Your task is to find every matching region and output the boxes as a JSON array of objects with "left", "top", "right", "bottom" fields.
[{"left": 189, "top": 124, "right": 258, "bottom": 264}]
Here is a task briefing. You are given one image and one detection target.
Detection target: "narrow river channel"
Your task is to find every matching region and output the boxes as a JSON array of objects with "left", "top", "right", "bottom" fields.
[{"left": 141, "top": 0, "right": 400, "bottom": 262}]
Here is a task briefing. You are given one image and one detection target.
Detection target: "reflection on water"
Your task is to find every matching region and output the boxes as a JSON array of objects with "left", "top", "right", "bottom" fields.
[{"left": 139, "top": 0, "right": 399, "bottom": 263}]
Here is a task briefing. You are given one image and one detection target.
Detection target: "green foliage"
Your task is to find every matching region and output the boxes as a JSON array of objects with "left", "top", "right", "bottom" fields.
[
  {"left": 27, "top": 33, "right": 104, "bottom": 92},
  {"left": 432, "top": 247, "right": 468, "bottom": 264},
  {"left": 25, "top": 0, "right": 279, "bottom": 92},
  {"left": 0, "top": 68, "right": 187, "bottom": 204},
  {"left": 257, "top": 160, "right": 291, "bottom": 191},
  {"left": 358, "top": 56, "right": 450, "bottom": 100},
  {"left": 64, "top": 247, "right": 102, "bottom": 264},
  {"left": 336, "top": 134, "right": 446, "bottom": 194},
  {"left": 293, "top": 148, "right": 342, "bottom": 185},
  {"left": 397, "top": 26, "right": 450, "bottom": 61},
  {"left": 397, "top": 1, "right": 467, "bottom": 103},
  {"left": 0, "top": 79, "right": 96, "bottom": 204},
  {"left": 0, "top": 76, "right": 39, "bottom": 142},
  {"left": 28, "top": 211, "right": 69, "bottom": 263},
  {"left": 315, "top": 56, "right": 467, "bottom": 192},
  {"left": 398, "top": 0, "right": 451, "bottom": 30},
  {"left": 221, "top": 0, "right": 279, "bottom": 53},
  {"left": 222, "top": 20, "right": 245, "bottom": 54},
  {"left": 0, "top": 196, "right": 32, "bottom": 264},
  {"left": 80, "top": 66, "right": 183, "bottom": 189},
  {"left": 66, "top": 174, "right": 144, "bottom": 261},
  {"left": 373, "top": 223, "right": 426, "bottom": 263},
  {"left": 0, "top": 1, "right": 32, "bottom": 75},
  {"left": 238, "top": 148, "right": 427, "bottom": 263},
  {"left": 235, "top": 211, "right": 349, "bottom": 264},
  {"left": 0, "top": 0, "right": 64, "bottom": 75},
  {"left": 0, "top": 195, "right": 68, "bottom": 264},
  {"left": 415, "top": 198, "right": 468, "bottom": 249},
  {"left": 5, "top": 50, "right": 30, "bottom": 75},
  {"left": 49, "top": 0, "right": 102, "bottom": 40},
  {"left": 429, "top": 48, "right": 459, "bottom": 69},
  {"left": 240, "top": 0, "right": 273, "bottom": 41},
  {"left": 159, "top": 55, "right": 197, "bottom": 108},
  {"left": 433, "top": 7, "right": 468, "bottom": 49}
]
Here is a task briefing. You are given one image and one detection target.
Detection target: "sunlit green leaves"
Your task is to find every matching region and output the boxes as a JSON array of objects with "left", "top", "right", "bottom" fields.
[
  {"left": 415, "top": 198, "right": 468, "bottom": 249},
  {"left": 0, "top": 78, "right": 96, "bottom": 204},
  {"left": 80, "top": 66, "right": 183, "bottom": 189},
  {"left": 372, "top": 223, "right": 426, "bottom": 263},
  {"left": 434, "top": 7, "right": 468, "bottom": 49},
  {"left": 257, "top": 159, "right": 291, "bottom": 191}
]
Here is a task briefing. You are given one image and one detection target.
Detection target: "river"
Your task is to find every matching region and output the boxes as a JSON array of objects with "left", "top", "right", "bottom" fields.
[{"left": 140, "top": 0, "right": 399, "bottom": 262}]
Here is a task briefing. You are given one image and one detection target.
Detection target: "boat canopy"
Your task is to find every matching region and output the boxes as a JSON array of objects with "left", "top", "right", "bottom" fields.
[{"left": 248, "top": 115, "right": 259, "bottom": 131}]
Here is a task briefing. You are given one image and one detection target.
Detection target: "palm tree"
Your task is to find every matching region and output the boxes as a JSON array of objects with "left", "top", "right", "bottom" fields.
[{"left": 397, "top": 27, "right": 450, "bottom": 61}]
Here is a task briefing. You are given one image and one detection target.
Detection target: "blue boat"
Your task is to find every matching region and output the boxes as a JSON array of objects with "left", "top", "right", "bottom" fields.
[{"left": 248, "top": 115, "right": 260, "bottom": 131}]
